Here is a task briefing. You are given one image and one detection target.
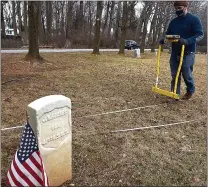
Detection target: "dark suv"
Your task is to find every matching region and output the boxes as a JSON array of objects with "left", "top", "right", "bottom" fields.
[{"left": 125, "top": 40, "right": 140, "bottom": 50}]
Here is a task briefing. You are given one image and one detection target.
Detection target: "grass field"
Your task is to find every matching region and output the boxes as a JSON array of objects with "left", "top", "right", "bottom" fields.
[{"left": 1, "top": 50, "right": 207, "bottom": 186}]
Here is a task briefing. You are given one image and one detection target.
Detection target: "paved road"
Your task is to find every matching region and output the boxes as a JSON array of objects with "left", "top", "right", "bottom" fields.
[{"left": 1, "top": 48, "right": 156, "bottom": 54}]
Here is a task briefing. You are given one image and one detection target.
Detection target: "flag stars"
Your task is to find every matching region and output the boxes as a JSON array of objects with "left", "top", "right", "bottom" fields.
[{"left": 16, "top": 123, "right": 39, "bottom": 161}]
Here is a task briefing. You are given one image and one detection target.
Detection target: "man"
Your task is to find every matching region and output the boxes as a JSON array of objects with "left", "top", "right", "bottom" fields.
[{"left": 159, "top": 1, "right": 204, "bottom": 100}]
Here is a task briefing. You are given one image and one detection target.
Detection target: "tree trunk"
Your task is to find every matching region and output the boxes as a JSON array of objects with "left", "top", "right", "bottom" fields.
[
  {"left": 12, "top": 1, "right": 17, "bottom": 35},
  {"left": 114, "top": 1, "right": 121, "bottom": 47},
  {"left": 92, "top": 1, "right": 103, "bottom": 54},
  {"left": 25, "top": 1, "right": 43, "bottom": 61},
  {"left": 135, "top": 4, "right": 146, "bottom": 41},
  {"left": 64, "top": 1, "right": 73, "bottom": 48},
  {"left": 79, "top": 1, "right": 84, "bottom": 32},
  {"left": 129, "top": 1, "right": 136, "bottom": 31},
  {"left": 150, "top": 3, "right": 158, "bottom": 52},
  {"left": 61, "top": 2, "right": 65, "bottom": 37},
  {"left": 140, "top": 3, "right": 153, "bottom": 53},
  {"left": 54, "top": 2, "right": 60, "bottom": 37},
  {"left": 140, "top": 20, "right": 148, "bottom": 53},
  {"left": 107, "top": 1, "right": 115, "bottom": 39},
  {"left": 17, "top": 1, "right": 22, "bottom": 36},
  {"left": 46, "top": 1, "right": 52, "bottom": 44},
  {"left": 1, "top": 2, "right": 6, "bottom": 37},
  {"left": 118, "top": 1, "right": 128, "bottom": 54},
  {"left": 88, "top": 1, "right": 93, "bottom": 47},
  {"left": 102, "top": 1, "right": 110, "bottom": 36},
  {"left": 38, "top": 2, "right": 45, "bottom": 45},
  {"left": 74, "top": 2, "right": 79, "bottom": 30},
  {"left": 23, "top": 1, "right": 28, "bottom": 45}
]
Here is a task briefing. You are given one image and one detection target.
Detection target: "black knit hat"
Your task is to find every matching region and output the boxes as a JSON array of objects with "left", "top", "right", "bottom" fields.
[{"left": 174, "top": 1, "right": 188, "bottom": 7}]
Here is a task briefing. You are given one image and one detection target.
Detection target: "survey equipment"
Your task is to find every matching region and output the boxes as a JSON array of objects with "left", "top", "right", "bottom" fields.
[{"left": 152, "top": 35, "right": 185, "bottom": 99}]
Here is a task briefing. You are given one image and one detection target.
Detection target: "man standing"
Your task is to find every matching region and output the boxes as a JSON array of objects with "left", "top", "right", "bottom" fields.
[{"left": 159, "top": 1, "right": 204, "bottom": 100}]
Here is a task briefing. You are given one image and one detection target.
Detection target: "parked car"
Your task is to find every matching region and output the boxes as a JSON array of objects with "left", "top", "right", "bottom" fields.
[{"left": 125, "top": 40, "right": 140, "bottom": 50}]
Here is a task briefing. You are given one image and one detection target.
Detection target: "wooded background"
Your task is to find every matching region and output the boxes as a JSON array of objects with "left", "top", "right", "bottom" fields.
[{"left": 1, "top": 1, "right": 207, "bottom": 53}]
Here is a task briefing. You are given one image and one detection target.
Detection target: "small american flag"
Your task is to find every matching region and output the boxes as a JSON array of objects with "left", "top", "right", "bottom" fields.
[{"left": 6, "top": 121, "right": 49, "bottom": 187}]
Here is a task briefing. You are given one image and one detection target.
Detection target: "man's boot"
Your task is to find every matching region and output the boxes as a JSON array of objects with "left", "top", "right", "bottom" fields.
[{"left": 182, "top": 92, "right": 193, "bottom": 100}]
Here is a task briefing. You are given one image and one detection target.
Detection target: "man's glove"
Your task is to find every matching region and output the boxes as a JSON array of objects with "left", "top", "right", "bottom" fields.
[
  {"left": 178, "top": 38, "right": 188, "bottom": 45},
  {"left": 159, "top": 38, "right": 165, "bottom": 45}
]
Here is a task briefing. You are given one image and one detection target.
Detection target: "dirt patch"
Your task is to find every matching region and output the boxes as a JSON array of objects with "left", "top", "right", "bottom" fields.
[{"left": 1, "top": 51, "right": 207, "bottom": 186}]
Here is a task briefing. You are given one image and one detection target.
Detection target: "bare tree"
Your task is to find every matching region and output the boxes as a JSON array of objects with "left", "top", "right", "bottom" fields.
[
  {"left": 1, "top": 1, "right": 7, "bottom": 37},
  {"left": 23, "top": 1, "right": 28, "bottom": 45},
  {"left": 129, "top": 1, "right": 137, "bottom": 28},
  {"left": 92, "top": 1, "right": 103, "bottom": 54},
  {"left": 79, "top": 1, "right": 84, "bottom": 32},
  {"left": 17, "top": 1, "right": 22, "bottom": 36},
  {"left": 38, "top": 2, "right": 46, "bottom": 44},
  {"left": 46, "top": 1, "right": 52, "bottom": 44},
  {"left": 87, "top": 1, "right": 96, "bottom": 47},
  {"left": 118, "top": 1, "right": 129, "bottom": 54},
  {"left": 25, "top": 1, "right": 43, "bottom": 61},
  {"left": 148, "top": 2, "right": 158, "bottom": 52},
  {"left": 88, "top": 2, "right": 93, "bottom": 47},
  {"left": 102, "top": 1, "right": 110, "bottom": 36},
  {"left": 12, "top": 1, "right": 17, "bottom": 35},
  {"left": 114, "top": 1, "right": 121, "bottom": 47},
  {"left": 64, "top": 1, "right": 74, "bottom": 48},
  {"left": 139, "top": 2, "right": 154, "bottom": 53},
  {"left": 107, "top": 1, "right": 115, "bottom": 40}
]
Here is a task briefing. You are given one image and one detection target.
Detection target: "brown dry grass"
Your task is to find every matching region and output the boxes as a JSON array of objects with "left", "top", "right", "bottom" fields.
[{"left": 1, "top": 51, "right": 207, "bottom": 186}]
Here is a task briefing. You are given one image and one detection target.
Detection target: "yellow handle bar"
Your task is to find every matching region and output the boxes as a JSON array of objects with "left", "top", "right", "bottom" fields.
[{"left": 156, "top": 44, "right": 185, "bottom": 94}]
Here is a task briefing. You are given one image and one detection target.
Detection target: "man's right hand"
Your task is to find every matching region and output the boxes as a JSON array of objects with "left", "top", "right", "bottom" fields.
[{"left": 159, "top": 38, "right": 166, "bottom": 45}]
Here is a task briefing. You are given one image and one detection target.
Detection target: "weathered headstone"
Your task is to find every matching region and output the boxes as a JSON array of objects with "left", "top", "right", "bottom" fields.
[
  {"left": 134, "top": 48, "right": 140, "bottom": 58},
  {"left": 27, "top": 95, "right": 72, "bottom": 186}
]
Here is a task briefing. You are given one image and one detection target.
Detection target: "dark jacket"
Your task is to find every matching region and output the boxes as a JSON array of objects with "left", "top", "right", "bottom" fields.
[{"left": 166, "top": 12, "right": 204, "bottom": 53}]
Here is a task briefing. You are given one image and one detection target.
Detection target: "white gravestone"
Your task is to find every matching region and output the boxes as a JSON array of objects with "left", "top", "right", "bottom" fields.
[
  {"left": 27, "top": 95, "right": 72, "bottom": 186},
  {"left": 134, "top": 48, "right": 140, "bottom": 58}
]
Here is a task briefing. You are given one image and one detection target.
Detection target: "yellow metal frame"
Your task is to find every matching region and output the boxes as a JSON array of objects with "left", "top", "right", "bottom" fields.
[{"left": 152, "top": 38, "right": 185, "bottom": 99}]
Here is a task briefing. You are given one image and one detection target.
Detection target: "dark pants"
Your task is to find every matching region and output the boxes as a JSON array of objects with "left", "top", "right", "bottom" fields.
[{"left": 170, "top": 52, "right": 195, "bottom": 95}]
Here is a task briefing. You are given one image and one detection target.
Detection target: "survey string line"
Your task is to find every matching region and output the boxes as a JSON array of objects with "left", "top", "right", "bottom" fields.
[
  {"left": 76, "top": 103, "right": 163, "bottom": 118},
  {"left": 74, "top": 116, "right": 207, "bottom": 136},
  {"left": 1, "top": 103, "right": 165, "bottom": 131},
  {"left": 1, "top": 99, "right": 204, "bottom": 131},
  {"left": 110, "top": 116, "right": 207, "bottom": 133}
]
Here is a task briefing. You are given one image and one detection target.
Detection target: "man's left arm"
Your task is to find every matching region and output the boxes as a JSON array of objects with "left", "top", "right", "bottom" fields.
[{"left": 186, "top": 16, "right": 204, "bottom": 45}]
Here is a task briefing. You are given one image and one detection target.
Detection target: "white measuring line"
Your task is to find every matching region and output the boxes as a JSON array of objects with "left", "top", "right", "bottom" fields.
[
  {"left": 77, "top": 97, "right": 200, "bottom": 119},
  {"left": 77, "top": 104, "right": 163, "bottom": 118},
  {"left": 1, "top": 103, "right": 163, "bottom": 131},
  {"left": 1, "top": 102, "right": 203, "bottom": 132},
  {"left": 1, "top": 125, "right": 25, "bottom": 131},
  {"left": 110, "top": 117, "right": 206, "bottom": 133}
]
